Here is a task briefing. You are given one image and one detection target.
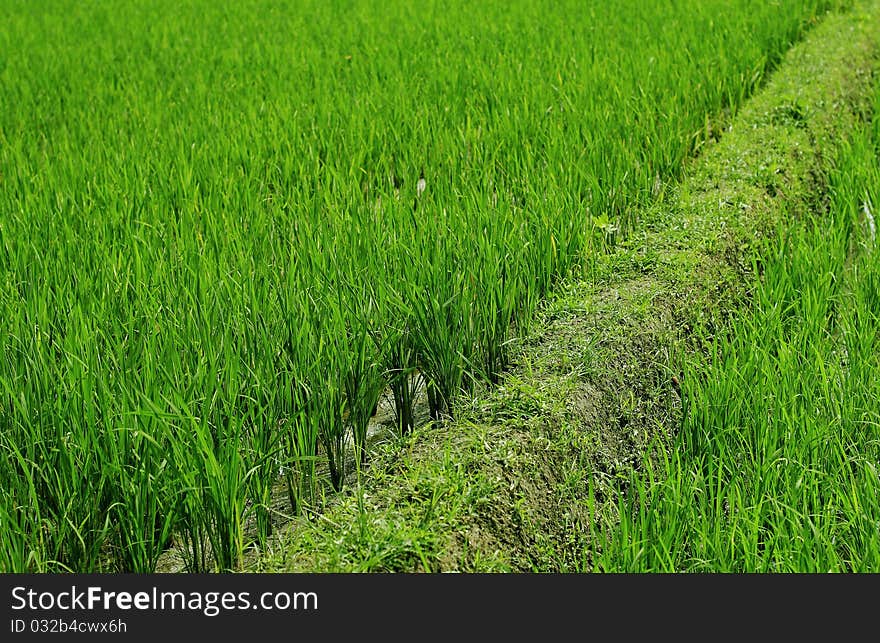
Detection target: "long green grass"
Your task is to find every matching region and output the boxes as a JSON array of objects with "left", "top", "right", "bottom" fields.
[
  {"left": 591, "top": 84, "right": 880, "bottom": 572},
  {"left": 0, "top": 0, "right": 845, "bottom": 571}
]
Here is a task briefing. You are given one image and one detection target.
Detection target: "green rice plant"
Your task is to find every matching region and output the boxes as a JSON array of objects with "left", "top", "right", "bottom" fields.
[
  {"left": 310, "top": 347, "right": 349, "bottom": 493},
  {"left": 371, "top": 265, "right": 421, "bottom": 435},
  {"left": 281, "top": 406, "right": 319, "bottom": 518},
  {"left": 166, "top": 398, "right": 250, "bottom": 572},
  {"left": 340, "top": 291, "right": 387, "bottom": 466},
  {"left": 241, "top": 402, "right": 285, "bottom": 548},
  {"left": 383, "top": 321, "right": 422, "bottom": 436},
  {"left": 104, "top": 418, "right": 178, "bottom": 573},
  {"left": 0, "top": 446, "right": 51, "bottom": 572},
  {"left": 405, "top": 240, "right": 474, "bottom": 422}
]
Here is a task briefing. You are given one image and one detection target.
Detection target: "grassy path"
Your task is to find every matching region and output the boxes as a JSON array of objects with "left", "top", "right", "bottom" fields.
[{"left": 254, "top": 0, "right": 880, "bottom": 572}]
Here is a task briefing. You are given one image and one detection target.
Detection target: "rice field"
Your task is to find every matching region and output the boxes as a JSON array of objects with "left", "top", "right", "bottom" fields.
[{"left": 0, "top": 0, "right": 847, "bottom": 572}]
